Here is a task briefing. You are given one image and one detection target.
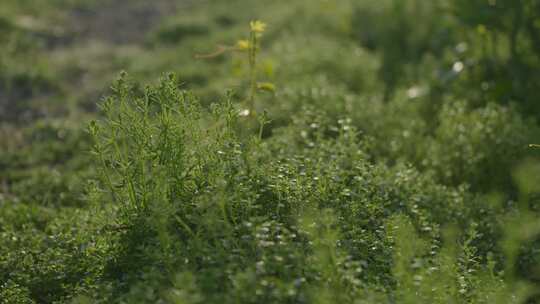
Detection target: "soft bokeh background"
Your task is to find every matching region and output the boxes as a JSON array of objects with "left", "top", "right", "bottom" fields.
[{"left": 3, "top": 0, "right": 540, "bottom": 201}]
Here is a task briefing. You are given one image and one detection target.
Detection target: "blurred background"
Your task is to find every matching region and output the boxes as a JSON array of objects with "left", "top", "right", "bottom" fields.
[{"left": 2, "top": 0, "right": 540, "bottom": 200}]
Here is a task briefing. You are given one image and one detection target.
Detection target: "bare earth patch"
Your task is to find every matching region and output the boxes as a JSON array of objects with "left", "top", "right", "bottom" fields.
[{"left": 67, "top": 0, "right": 195, "bottom": 45}]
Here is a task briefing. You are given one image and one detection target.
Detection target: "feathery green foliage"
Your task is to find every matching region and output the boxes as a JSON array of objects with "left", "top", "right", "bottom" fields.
[{"left": 1, "top": 0, "right": 540, "bottom": 303}]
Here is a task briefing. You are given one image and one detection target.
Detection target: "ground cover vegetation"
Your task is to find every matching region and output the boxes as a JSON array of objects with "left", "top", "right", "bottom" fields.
[{"left": 1, "top": 0, "right": 540, "bottom": 303}]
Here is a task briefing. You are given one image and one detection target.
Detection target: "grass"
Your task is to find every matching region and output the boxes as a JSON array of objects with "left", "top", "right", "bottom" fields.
[{"left": 1, "top": 0, "right": 540, "bottom": 303}]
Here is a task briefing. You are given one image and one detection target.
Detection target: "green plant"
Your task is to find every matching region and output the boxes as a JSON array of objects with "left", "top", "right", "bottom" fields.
[
  {"left": 2, "top": 1, "right": 540, "bottom": 303},
  {"left": 197, "top": 20, "right": 274, "bottom": 117}
]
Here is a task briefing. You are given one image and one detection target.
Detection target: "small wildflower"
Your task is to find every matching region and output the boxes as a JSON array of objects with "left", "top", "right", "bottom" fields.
[
  {"left": 250, "top": 20, "right": 267, "bottom": 33},
  {"left": 236, "top": 39, "right": 250, "bottom": 51},
  {"left": 257, "top": 82, "right": 276, "bottom": 92}
]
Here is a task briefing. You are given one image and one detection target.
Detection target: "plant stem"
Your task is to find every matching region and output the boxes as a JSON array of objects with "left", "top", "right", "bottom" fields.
[{"left": 248, "top": 30, "right": 257, "bottom": 114}]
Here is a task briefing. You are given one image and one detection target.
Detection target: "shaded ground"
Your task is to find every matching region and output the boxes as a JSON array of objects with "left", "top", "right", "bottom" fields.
[
  {"left": 67, "top": 0, "right": 187, "bottom": 45},
  {"left": 0, "top": 0, "right": 198, "bottom": 124}
]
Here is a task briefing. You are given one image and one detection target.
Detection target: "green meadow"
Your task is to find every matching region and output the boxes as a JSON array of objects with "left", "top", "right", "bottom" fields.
[{"left": 1, "top": 0, "right": 540, "bottom": 303}]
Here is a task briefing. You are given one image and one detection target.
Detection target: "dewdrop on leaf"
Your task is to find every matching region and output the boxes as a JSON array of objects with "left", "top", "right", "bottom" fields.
[{"left": 239, "top": 109, "right": 251, "bottom": 117}]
